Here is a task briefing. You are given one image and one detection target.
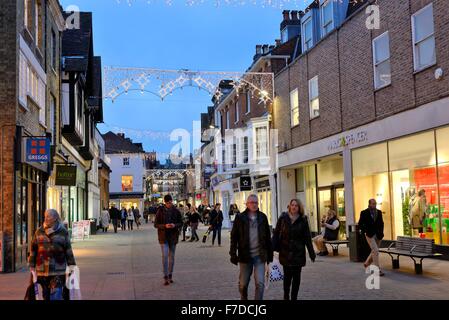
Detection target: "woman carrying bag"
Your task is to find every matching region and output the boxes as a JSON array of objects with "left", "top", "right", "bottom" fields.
[
  {"left": 272, "top": 199, "right": 315, "bottom": 300},
  {"left": 28, "top": 209, "right": 77, "bottom": 300}
]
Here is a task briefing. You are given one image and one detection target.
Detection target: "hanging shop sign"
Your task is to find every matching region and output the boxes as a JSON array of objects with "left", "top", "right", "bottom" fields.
[
  {"left": 240, "top": 176, "right": 252, "bottom": 191},
  {"left": 26, "top": 138, "right": 51, "bottom": 163},
  {"left": 55, "top": 165, "right": 77, "bottom": 186},
  {"left": 256, "top": 179, "right": 270, "bottom": 189}
]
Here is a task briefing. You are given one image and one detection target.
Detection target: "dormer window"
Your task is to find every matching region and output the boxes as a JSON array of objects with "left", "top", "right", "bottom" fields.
[
  {"left": 302, "top": 17, "right": 313, "bottom": 51},
  {"left": 321, "top": 0, "right": 334, "bottom": 37},
  {"left": 281, "top": 28, "right": 288, "bottom": 43}
]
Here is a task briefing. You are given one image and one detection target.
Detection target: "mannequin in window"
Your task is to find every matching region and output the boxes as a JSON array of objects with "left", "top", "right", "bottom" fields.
[{"left": 409, "top": 189, "right": 427, "bottom": 235}]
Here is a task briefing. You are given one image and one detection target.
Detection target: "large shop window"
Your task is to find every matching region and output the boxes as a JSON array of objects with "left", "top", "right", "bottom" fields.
[
  {"left": 122, "top": 175, "right": 134, "bottom": 192},
  {"left": 352, "top": 129, "right": 449, "bottom": 245},
  {"left": 353, "top": 143, "right": 391, "bottom": 239}
]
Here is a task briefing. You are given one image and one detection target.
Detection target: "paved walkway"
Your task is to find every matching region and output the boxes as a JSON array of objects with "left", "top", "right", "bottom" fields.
[{"left": 1, "top": 222, "right": 449, "bottom": 300}]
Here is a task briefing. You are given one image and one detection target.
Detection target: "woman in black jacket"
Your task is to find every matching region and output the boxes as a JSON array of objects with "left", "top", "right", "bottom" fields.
[{"left": 272, "top": 199, "right": 316, "bottom": 300}]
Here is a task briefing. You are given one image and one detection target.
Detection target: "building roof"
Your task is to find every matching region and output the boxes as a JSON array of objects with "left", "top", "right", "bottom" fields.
[
  {"left": 103, "top": 131, "right": 146, "bottom": 154},
  {"left": 62, "top": 12, "right": 93, "bottom": 72}
]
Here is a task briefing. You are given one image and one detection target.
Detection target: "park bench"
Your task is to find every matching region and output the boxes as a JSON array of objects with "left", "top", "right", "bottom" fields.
[
  {"left": 323, "top": 239, "right": 349, "bottom": 256},
  {"left": 379, "top": 236, "right": 442, "bottom": 274}
]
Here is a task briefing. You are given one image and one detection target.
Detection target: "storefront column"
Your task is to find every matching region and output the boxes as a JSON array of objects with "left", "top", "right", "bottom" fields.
[
  {"left": 343, "top": 148, "right": 355, "bottom": 232},
  {"left": 277, "top": 169, "right": 296, "bottom": 216}
]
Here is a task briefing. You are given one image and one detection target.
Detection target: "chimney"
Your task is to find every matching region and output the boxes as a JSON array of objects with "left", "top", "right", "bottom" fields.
[
  {"left": 256, "top": 45, "right": 262, "bottom": 55},
  {"left": 282, "top": 10, "right": 290, "bottom": 21},
  {"left": 269, "top": 45, "right": 275, "bottom": 51},
  {"left": 262, "top": 44, "right": 269, "bottom": 54},
  {"left": 117, "top": 133, "right": 125, "bottom": 139},
  {"left": 298, "top": 10, "right": 305, "bottom": 18},
  {"left": 291, "top": 10, "right": 298, "bottom": 20},
  {"left": 275, "top": 39, "right": 281, "bottom": 46}
]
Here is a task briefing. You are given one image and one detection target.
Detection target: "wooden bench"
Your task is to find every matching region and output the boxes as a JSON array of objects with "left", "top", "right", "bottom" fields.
[
  {"left": 323, "top": 240, "right": 349, "bottom": 256},
  {"left": 379, "top": 236, "right": 442, "bottom": 274}
]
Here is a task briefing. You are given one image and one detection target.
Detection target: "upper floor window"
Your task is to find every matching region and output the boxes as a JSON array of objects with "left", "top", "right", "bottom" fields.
[
  {"left": 234, "top": 101, "right": 239, "bottom": 123},
  {"left": 256, "top": 126, "right": 268, "bottom": 159},
  {"left": 51, "top": 30, "right": 57, "bottom": 70},
  {"left": 302, "top": 18, "right": 313, "bottom": 51},
  {"left": 412, "top": 3, "right": 436, "bottom": 72},
  {"left": 123, "top": 157, "right": 130, "bottom": 166},
  {"left": 35, "top": 0, "right": 43, "bottom": 49},
  {"left": 121, "top": 175, "right": 133, "bottom": 192},
  {"left": 372, "top": 32, "right": 391, "bottom": 89},
  {"left": 226, "top": 110, "right": 230, "bottom": 129},
  {"left": 290, "top": 88, "right": 299, "bottom": 127},
  {"left": 321, "top": 0, "right": 334, "bottom": 37},
  {"left": 281, "top": 28, "right": 288, "bottom": 43},
  {"left": 241, "top": 136, "right": 249, "bottom": 164},
  {"left": 24, "top": 0, "right": 30, "bottom": 29},
  {"left": 309, "top": 76, "right": 320, "bottom": 119},
  {"left": 246, "top": 91, "right": 251, "bottom": 114}
]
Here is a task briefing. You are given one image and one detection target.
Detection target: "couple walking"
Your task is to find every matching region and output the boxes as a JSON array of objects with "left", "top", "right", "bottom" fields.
[{"left": 230, "top": 195, "right": 315, "bottom": 301}]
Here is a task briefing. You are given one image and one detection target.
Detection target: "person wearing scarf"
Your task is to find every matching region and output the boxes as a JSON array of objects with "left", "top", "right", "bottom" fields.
[{"left": 29, "top": 209, "right": 77, "bottom": 300}]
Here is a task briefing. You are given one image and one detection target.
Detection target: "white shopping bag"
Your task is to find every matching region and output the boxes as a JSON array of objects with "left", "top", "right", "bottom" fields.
[
  {"left": 186, "top": 226, "right": 192, "bottom": 238},
  {"left": 65, "top": 266, "right": 82, "bottom": 300},
  {"left": 265, "top": 254, "right": 284, "bottom": 289}
]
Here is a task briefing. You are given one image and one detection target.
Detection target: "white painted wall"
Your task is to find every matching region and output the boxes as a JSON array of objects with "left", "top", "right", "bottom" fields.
[{"left": 109, "top": 153, "right": 145, "bottom": 194}]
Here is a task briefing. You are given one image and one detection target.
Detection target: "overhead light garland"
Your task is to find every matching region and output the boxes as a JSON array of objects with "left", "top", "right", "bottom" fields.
[{"left": 104, "top": 66, "right": 274, "bottom": 106}]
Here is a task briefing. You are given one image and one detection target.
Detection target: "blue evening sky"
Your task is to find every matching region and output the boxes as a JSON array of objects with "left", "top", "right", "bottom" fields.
[{"left": 60, "top": 0, "right": 307, "bottom": 162}]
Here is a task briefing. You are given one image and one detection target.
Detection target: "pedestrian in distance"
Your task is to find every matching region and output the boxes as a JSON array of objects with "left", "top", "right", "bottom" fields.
[
  {"left": 209, "top": 203, "right": 224, "bottom": 246},
  {"left": 143, "top": 208, "right": 149, "bottom": 224},
  {"left": 188, "top": 205, "right": 202, "bottom": 242},
  {"left": 28, "top": 209, "right": 76, "bottom": 300},
  {"left": 230, "top": 194, "right": 273, "bottom": 300},
  {"left": 272, "top": 199, "right": 316, "bottom": 300},
  {"left": 100, "top": 207, "right": 110, "bottom": 233},
  {"left": 133, "top": 206, "right": 141, "bottom": 229},
  {"left": 127, "top": 206, "right": 135, "bottom": 230},
  {"left": 181, "top": 204, "right": 192, "bottom": 242},
  {"left": 109, "top": 204, "right": 120, "bottom": 233},
  {"left": 359, "top": 199, "right": 385, "bottom": 276},
  {"left": 154, "top": 194, "right": 183, "bottom": 286},
  {"left": 120, "top": 207, "right": 127, "bottom": 231}
]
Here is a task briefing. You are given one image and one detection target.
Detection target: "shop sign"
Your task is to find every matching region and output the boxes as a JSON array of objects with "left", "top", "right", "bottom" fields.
[
  {"left": 55, "top": 165, "right": 77, "bottom": 186},
  {"left": 328, "top": 131, "right": 368, "bottom": 152},
  {"left": 71, "top": 220, "right": 91, "bottom": 241},
  {"left": 256, "top": 179, "right": 270, "bottom": 189},
  {"left": 26, "top": 138, "right": 50, "bottom": 163},
  {"left": 232, "top": 182, "right": 239, "bottom": 190},
  {"left": 240, "top": 176, "right": 252, "bottom": 191}
]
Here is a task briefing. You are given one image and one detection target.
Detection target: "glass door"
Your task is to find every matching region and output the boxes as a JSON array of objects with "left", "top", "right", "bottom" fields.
[
  {"left": 318, "top": 186, "right": 346, "bottom": 239},
  {"left": 335, "top": 187, "right": 346, "bottom": 239},
  {"left": 318, "top": 188, "right": 332, "bottom": 230}
]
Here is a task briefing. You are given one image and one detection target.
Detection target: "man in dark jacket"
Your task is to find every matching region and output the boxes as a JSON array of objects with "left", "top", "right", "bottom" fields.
[
  {"left": 154, "top": 194, "right": 183, "bottom": 285},
  {"left": 109, "top": 204, "right": 121, "bottom": 233},
  {"left": 230, "top": 194, "right": 273, "bottom": 300},
  {"left": 209, "top": 203, "right": 224, "bottom": 246},
  {"left": 358, "top": 199, "right": 385, "bottom": 276}
]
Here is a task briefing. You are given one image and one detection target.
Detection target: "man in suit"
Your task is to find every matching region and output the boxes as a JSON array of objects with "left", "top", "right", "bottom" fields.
[{"left": 358, "top": 199, "right": 385, "bottom": 276}]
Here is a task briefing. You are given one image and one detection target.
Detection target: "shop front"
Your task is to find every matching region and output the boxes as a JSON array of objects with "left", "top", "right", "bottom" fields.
[
  {"left": 352, "top": 127, "right": 449, "bottom": 245},
  {"left": 109, "top": 193, "right": 144, "bottom": 212},
  {"left": 255, "top": 178, "right": 272, "bottom": 227}
]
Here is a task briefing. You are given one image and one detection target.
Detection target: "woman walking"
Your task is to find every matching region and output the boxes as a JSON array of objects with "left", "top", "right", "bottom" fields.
[
  {"left": 28, "top": 209, "right": 76, "bottom": 300},
  {"left": 127, "top": 207, "right": 135, "bottom": 230},
  {"left": 188, "top": 205, "right": 202, "bottom": 242},
  {"left": 272, "top": 199, "right": 315, "bottom": 300},
  {"left": 100, "top": 207, "right": 110, "bottom": 232},
  {"left": 120, "top": 207, "right": 128, "bottom": 230}
]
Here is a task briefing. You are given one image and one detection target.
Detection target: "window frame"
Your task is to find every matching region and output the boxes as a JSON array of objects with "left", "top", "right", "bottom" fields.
[
  {"left": 290, "top": 88, "right": 299, "bottom": 127},
  {"left": 411, "top": 3, "right": 436, "bottom": 72},
  {"left": 123, "top": 157, "right": 130, "bottom": 167},
  {"left": 245, "top": 91, "right": 251, "bottom": 114},
  {"left": 234, "top": 100, "right": 239, "bottom": 124},
  {"left": 302, "top": 17, "right": 313, "bottom": 52},
  {"left": 372, "top": 31, "right": 392, "bottom": 90},
  {"left": 320, "top": 0, "right": 334, "bottom": 37},
  {"left": 226, "top": 109, "right": 230, "bottom": 129},
  {"left": 309, "top": 76, "right": 320, "bottom": 119}
]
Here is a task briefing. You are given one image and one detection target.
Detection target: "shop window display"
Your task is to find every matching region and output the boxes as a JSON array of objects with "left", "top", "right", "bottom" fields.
[{"left": 437, "top": 127, "right": 449, "bottom": 245}]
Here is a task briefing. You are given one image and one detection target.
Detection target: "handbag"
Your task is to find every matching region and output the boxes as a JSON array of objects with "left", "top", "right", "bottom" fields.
[{"left": 265, "top": 254, "right": 284, "bottom": 289}]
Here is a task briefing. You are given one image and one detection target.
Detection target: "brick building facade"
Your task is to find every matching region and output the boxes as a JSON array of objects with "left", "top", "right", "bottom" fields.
[{"left": 274, "top": 0, "right": 449, "bottom": 252}]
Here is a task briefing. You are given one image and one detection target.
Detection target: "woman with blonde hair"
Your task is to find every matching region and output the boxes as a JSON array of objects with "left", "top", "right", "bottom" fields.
[{"left": 272, "top": 199, "right": 315, "bottom": 300}]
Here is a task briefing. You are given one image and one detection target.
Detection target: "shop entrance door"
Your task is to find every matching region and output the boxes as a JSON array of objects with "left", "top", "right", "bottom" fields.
[{"left": 318, "top": 185, "right": 346, "bottom": 239}]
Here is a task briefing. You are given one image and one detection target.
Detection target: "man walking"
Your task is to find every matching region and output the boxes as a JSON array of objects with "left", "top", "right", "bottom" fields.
[
  {"left": 230, "top": 194, "right": 273, "bottom": 300},
  {"left": 120, "top": 206, "right": 127, "bottom": 231},
  {"left": 109, "top": 204, "right": 120, "bottom": 233},
  {"left": 154, "top": 194, "right": 183, "bottom": 286},
  {"left": 209, "top": 203, "right": 224, "bottom": 246},
  {"left": 358, "top": 199, "right": 385, "bottom": 276}
]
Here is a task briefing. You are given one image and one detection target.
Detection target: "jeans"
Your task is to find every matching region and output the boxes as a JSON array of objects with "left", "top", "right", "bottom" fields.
[
  {"left": 212, "top": 226, "right": 222, "bottom": 245},
  {"left": 239, "top": 256, "right": 266, "bottom": 300},
  {"left": 190, "top": 222, "right": 199, "bottom": 241},
  {"left": 160, "top": 242, "right": 177, "bottom": 278},
  {"left": 121, "top": 219, "right": 127, "bottom": 230},
  {"left": 283, "top": 266, "right": 302, "bottom": 300},
  {"left": 128, "top": 220, "right": 134, "bottom": 230}
]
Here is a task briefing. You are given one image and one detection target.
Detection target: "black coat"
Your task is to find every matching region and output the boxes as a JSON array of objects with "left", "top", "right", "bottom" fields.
[
  {"left": 230, "top": 209, "right": 273, "bottom": 264},
  {"left": 358, "top": 208, "right": 384, "bottom": 240},
  {"left": 154, "top": 206, "right": 183, "bottom": 244},
  {"left": 209, "top": 209, "right": 224, "bottom": 227},
  {"left": 272, "top": 213, "right": 315, "bottom": 267},
  {"left": 109, "top": 207, "right": 120, "bottom": 220}
]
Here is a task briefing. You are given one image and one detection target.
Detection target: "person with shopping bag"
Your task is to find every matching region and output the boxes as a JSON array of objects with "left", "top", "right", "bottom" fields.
[
  {"left": 28, "top": 209, "right": 77, "bottom": 300},
  {"left": 272, "top": 199, "right": 315, "bottom": 300}
]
